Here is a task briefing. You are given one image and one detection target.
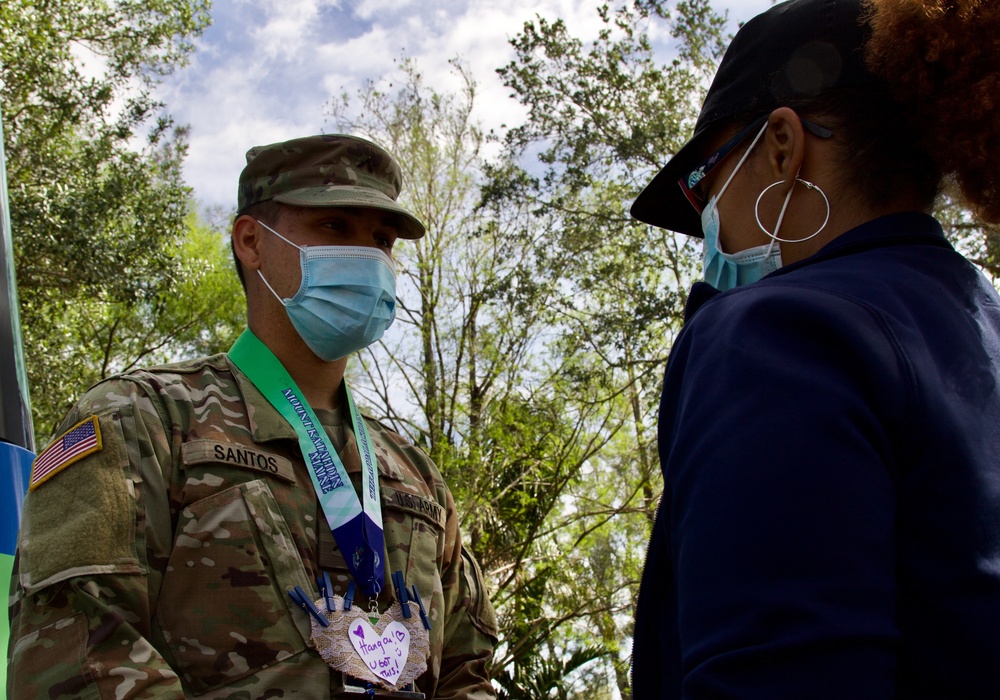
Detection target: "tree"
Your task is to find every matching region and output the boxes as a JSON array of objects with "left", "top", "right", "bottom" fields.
[
  {"left": 485, "top": 1, "right": 728, "bottom": 695},
  {"left": 27, "top": 213, "right": 245, "bottom": 437},
  {"left": 1, "top": 0, "right": 211, "bottom": 436},
  {"left": 327, "top": 3, "right": 728, "bottom": 692},
  {"left": 328, "top": 56, "right": 634, "bottom": 690},
  {"left": 935, "top": 194, "right": 1000, "bottom": 282}
]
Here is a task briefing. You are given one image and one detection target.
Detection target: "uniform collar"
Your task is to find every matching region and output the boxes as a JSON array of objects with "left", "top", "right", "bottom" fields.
[
  {"left": 225, "top": 355, "right": 302, "bottom": 443},
  {"left": 685, "top": 211, "right": 950, "bottom": 321},
  {"left": 224, "top": 354, "right": 406, "bottom": 480}
]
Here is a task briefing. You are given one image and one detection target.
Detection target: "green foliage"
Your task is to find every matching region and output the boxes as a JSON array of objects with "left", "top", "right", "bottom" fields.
[
  {"left": 330, "top": 4, "right": 727, "bottom": 691},
  {"left": 495, "top": 644, "right": 611, "bottom": 700},
  {"left": 935, "top": 194, "right": 1000, "bottom": 282},
  {"left": 28, "top": 215, "right": 245, "bottom": 438},
  {"left": 1, "top": 0, "right": 212, "bottom": 438},
  {"left": 491, "top": 0, "right": 727, "bottom": 342},
  {"left": 485, "top": 2, "right": 728, "bottom": 695}
]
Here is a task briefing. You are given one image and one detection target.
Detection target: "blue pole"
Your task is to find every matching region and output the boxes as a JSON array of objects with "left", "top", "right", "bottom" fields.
[
  {"left": 0, "top": 103, "right": 33, "bottom": 450},
  {"left": 0, "top": 101, "right": 35, "bottom": 692},
  {"left": 0, "top": 441, "right": 32, "bottom": 693}
]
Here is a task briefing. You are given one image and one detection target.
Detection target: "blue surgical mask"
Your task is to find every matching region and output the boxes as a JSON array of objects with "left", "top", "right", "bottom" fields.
[
  {"left": 256, "top": 220, "right": 397, "bottom": 361},
  {"left": 702, "top": 197, "right": 781, "bottom": 291},
  {"left": 700, "top": 122, "right": 781, "bottom": 291}
]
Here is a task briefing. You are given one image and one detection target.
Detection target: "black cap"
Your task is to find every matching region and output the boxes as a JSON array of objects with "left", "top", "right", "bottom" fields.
[{"left": 630, "top": 0, "right": 877, "bottom": 237}]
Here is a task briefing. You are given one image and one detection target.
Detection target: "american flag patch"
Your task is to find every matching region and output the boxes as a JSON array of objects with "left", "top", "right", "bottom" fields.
[{"left": 30, "top": 415, "right": 102, "bottom": 491}]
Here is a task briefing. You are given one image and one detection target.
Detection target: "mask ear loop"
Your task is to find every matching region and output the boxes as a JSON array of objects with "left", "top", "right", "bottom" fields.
[
  {"left": 257, "top": 219, "right": 305, "bottom": 251},
  {"left": 755, "top": 178, "right": 830, "bottom": 243},
  {"left": 257, "top": 269, "right": 290, "bottom": 307},
  {"left": 255, "top": 219, "right": 302, "bottom": 306},
  {"left": 716, "top": 122, "right": 769, "bottom": 202}
]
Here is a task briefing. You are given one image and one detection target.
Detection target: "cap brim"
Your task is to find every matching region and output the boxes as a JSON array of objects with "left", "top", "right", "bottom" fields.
[
  {"left": 630, "top": 126, "right": 718, "bottom": 238},
  {"left": 274, "top": 185, "right": 426, "bottom": 239}
]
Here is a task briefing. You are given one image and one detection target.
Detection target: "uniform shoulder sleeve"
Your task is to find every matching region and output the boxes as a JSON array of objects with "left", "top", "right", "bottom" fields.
[
  {"left": 434, "top": 544, "right": 498, "bottom": 700},
  {"left": 9, "top": 376, "right": 185, "bottom": 697},
  {"left": 17, "top": 377, "right": 170, "bottom": 593}
]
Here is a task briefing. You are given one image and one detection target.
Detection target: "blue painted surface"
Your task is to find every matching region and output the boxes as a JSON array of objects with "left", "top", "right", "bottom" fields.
[
  {"left": 0, "top": 441, "right": 32, "bottom": 556},
  {"left": 2, "top": 441, "right": 33, "bottom": 695}
]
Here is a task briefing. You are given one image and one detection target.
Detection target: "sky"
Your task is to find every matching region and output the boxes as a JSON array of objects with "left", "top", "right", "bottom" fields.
[{"left": 156, "top": 0, "right": 774, "bottom": 211}]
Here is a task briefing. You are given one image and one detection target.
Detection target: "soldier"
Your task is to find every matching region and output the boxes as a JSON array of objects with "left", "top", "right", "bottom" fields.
[{"left": 7, "top": 135, "right": 499, "bottom": 698}]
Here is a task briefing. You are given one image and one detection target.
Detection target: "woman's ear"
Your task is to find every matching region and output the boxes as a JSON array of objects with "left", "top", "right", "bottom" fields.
[{"left": 765, "top": 107, "right": 807, "bottom": 191}]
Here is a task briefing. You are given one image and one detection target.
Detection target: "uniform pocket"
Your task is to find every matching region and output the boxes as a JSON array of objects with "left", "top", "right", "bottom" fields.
[
  {"left": 461, "top": 548, "right": 499, "bottom": 641},
  {"left": 9, "top": 612, "right": 100, "bottom": 699},
  {"left": 156, "top": 480, "right": 309, "bottom": 694},
  {"left": 383, "top": 500, "right": 445, "bottom": 625}
]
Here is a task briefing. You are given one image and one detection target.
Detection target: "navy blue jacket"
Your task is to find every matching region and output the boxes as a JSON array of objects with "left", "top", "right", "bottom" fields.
[{"left": 632, "top": 213, "right": 1000, "bottom": 698}]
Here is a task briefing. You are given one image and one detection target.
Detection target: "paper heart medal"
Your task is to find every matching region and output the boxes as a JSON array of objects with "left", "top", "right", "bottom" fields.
[{"left": 310, "top": 595, "right": 430, "bottom": 690}]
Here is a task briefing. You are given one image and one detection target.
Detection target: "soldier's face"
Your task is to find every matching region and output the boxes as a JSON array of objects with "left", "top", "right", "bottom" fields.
[{"left": 257, "top": 205, "right": 401, "bottom": 300}]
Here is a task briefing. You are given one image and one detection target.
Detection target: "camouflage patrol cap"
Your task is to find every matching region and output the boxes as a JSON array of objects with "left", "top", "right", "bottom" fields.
[{"left": 238, "top": 134, "right": 425, "bottom": 239}]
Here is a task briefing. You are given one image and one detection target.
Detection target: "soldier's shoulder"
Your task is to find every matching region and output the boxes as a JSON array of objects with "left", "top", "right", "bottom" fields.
[
  {"left": 65, "top": 354, "right": 238, "bottom": 422},
  {"left": 89, "top": 353, "right": 234, "bottom": 395},
  {"left": 363, "top": 415, "right": 447, "bottom": 489},
  {"left": 362, "top": 414, "right": 411, "bottom": 446},
  {"left": 125, "top": 353, "right": 233, "bottom": 380}
]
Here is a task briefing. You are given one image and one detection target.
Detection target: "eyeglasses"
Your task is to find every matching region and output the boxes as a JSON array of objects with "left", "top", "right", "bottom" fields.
[{"left": 678, "top": 116, "right": 834, "bottom": 214}]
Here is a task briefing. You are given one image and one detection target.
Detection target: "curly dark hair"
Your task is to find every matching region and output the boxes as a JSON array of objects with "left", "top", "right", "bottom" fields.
[{"left": 865, "top": 0, "right": 1000, "bottom": 223}]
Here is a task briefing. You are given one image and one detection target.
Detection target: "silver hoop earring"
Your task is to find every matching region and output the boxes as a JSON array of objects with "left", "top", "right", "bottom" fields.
[{"left": 755, "top": 178, "right": 830, "bottom": 243}]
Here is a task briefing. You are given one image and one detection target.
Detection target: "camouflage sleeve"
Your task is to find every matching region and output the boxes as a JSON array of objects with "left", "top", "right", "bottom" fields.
[
  {"left": 7, "top": 378, "right": 183, "bottom": 698},
  {"left": 434, "top": 487, "right": 499, "bottom": 700}
]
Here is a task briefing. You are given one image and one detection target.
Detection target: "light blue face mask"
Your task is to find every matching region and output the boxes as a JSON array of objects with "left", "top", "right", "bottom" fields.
[
  {"left": 256, "top": 220, "right": 397, "bottom": 361},
  {"left": 702, "top": 202, "right": 782, "bottom": 291},
  {"left": 700, "top": 122, "right": 782, "bottom": 291}
]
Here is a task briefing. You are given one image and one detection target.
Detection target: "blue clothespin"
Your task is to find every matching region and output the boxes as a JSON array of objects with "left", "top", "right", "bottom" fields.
[
  {"left": 289, "top": 586, "right": 307, "bottom": 608},
  {"left": 410, "top": 584, "right": 431, "bottom": 630},
  {"left": 393, "top": 570, "right": 411, "bottom": 618},
  {"left": 289, "top": 585, "right": 330, "bottom": 627},
  {"left": 322, "top": 571, "right": 335, "bottom": 613},
  {"left": 344, "top": 581, "right": 355, "bottom": 611},
  {"left": 316, "top": 575, "right": 327, "bottom": 609}
]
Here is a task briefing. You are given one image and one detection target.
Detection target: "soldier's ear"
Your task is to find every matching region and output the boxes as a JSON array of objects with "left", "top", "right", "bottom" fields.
[{"left": 232, "top": 216, "right": 265, "bottom": 272}]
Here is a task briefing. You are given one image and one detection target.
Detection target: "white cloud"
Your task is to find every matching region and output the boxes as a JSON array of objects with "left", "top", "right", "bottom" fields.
[
  {"left": 156, "top": 0, "right": 778, "bottom": 211},
  {"left": 353, "top": 0, "right": 419, "bottom": 21},
  {"left": 247, "top": 0, "right": 329, "bottom": 59}
]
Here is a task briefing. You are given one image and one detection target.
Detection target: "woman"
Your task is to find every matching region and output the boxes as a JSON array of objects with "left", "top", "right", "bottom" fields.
[{"left": 629, "top": 0, "right": 1000, "bottom": 697}]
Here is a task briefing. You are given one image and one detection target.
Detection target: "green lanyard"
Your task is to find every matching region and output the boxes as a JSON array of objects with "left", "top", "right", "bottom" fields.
[{"left": 228, "top": 329, "right": 385, "bottom": 596}]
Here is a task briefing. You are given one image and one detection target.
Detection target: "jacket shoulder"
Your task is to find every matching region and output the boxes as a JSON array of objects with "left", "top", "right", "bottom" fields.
[
  {"left": 363, "top": 415, "right": 450, "bottom": 505},
  {"left": 73, "top": 354, "right": 232, "bottom": 402},
  {"left": 121, "top": 353, "right": 233, "bottom": 381}
]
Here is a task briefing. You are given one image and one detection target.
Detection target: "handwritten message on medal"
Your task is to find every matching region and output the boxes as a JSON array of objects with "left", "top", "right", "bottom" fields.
[{"left": 348, "top": 619, "right": 410, "bottom": 686}]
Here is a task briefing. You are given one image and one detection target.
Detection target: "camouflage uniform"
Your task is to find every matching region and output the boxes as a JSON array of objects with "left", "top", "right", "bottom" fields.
[{"left": 7, "top": 354, "right": 498, "bottom": 699}]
